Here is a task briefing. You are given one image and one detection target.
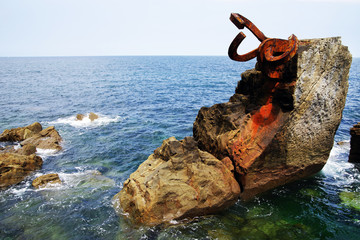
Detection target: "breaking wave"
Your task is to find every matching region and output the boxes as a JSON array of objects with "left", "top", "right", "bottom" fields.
[{"left": 49, "top": 113, "right": 121, "bottom": 128}]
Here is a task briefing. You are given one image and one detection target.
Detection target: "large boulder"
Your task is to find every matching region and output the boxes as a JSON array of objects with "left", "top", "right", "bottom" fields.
[
  {"left": 193, "top": 37, "right": 352, "bottom": 199},
  {"left": 349, "top": 122, "right": 360, "bottom": 163},
  {"left": 0, "top": 153, "right": 43, "bottom": 189},
  {"left": 114, "top": 137, "right": 240, "bottom": 226},
  {"left": 0, "top": 122, "right": 42, "bottom": 142}
]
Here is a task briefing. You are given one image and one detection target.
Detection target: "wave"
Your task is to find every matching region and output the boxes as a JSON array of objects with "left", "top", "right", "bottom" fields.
[
  {"left": 48, "top": 113, "right": 121, "bottom": 128},
  {"left": 321, "top": 141, "right": 360, "bottom": 186}
]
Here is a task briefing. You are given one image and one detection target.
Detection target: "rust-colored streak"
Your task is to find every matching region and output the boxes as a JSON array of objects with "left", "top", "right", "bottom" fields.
[{"left": 227, "top": 13, "right": 299, "bottom": 191}]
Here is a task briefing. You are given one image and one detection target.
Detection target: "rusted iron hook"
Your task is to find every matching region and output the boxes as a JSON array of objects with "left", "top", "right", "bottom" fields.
[
  {"left": 228, "top": 13, "right": 267, "bottom": 62},
  {"left": 228, "top": 13, "right": 299, "bottom": 79}
]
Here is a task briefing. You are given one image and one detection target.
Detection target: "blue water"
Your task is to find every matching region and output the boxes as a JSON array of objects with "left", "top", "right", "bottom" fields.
[{"left": 0, "top": 56, "right": 359, "bottom": 239}]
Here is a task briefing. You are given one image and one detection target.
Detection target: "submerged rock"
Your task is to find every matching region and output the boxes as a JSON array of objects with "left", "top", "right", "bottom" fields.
[
  {"left": 339, "top": 191, "right": 360, "bottom": 211},
  {"left": 0, "top": 122, "right": 42, "bottom": 142},
  {"left": 32, "top": 173, "right": 62, "bottom": 188},
  {"left": 349, "top": 122, "right": 360, "bottom": 163},
  {"left": 194, "top": 37, "right": 352, "bottom": 199},
  {"left": 114, "top": 137, "right": 240, "bottom": 226},
  {"left": 0, "top": 153, "right": 42, "bottom": 189}
]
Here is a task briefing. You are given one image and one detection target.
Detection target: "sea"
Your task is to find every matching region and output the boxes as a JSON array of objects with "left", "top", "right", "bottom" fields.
[{"left": 0, "top": 56, "right": 359, "bottom": 240}]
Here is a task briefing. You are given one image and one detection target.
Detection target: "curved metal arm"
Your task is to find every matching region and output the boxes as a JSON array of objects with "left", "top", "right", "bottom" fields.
[
  {"left": 228, "top": 32, "right": 259, "bottom": 62},
  {"left": 261, "top": 35, "right": 299, "bottom": 63},
  {"left": 228, "top": 13, "right": 268, "bottom": 62}
]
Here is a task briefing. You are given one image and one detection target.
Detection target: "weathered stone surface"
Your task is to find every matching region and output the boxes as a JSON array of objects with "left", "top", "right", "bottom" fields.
[
  {"left": 21, "top": 126, "right": 62, "bottom": 151},
  {"left": 114, "top": 136, "right": 240, "bottom": 226},
  {"left": 15, "top": 144, "right": 37, "bottom": 156},
  {"left": 89, "top": 112, "right": 99, "bottom": 121},
  {"left": 193, "top": 37, "right": 352, "bottom": 199},
  {"left": 0, "top": 153, "right": 43, "bottom": 189},
  {"left": 0, "top": 122, "right": 42, "bottom": 142},
  {"left": 349, "top": 122, "right": 360, "bottom": 163},
  {"left": 32, "top": 173, "right": 61, "bottom": 188}
]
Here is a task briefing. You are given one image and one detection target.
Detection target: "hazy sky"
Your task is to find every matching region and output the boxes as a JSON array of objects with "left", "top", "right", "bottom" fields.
[{"left": 0, "top": 0, "right": 359, "bottom": 57}]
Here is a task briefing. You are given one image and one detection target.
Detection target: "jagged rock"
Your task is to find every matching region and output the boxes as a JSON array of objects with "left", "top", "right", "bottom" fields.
[
  {"left": 0, "top": 153, "right": 43, "bottom": 189},
  {"left": 15, "top": 144, "right": 37, "bottom": 156},
  {"left": 89, "top": 112, "right": 99, "bottom": 121},
  {"left": 114, "top": 136, "right": 240, "bottom": 226},
  {"left": 21, "top": 126, "right": 62, "bottom": 151},
  {"left": 32, "top": 173, "right": 61, "bottom": 188},
  {"left": 76, "top": 114, "right": 85, "bottom": 120},
  {"left": 0, "top": 122, "right": 42, "bottom": 142},
  {"left": 193, "top": 37, "right": 352, "bottom": 199},
  {"left": 349, "top": 123, "right": 360, "bottom": 163}
]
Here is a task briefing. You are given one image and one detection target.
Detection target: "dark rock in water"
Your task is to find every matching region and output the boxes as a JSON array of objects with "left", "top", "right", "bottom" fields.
[
  {"left": 89, "top": 112, "right": 99, "bottom": 121},
  {"left": 32, "top": 173, "right": 61, "bottom": 188},
  {"left": 0, "top": 153, "right": 42, "bottom": 189},
  {"left": 113, "top": 137, "right": 240, "bottom": 226},
  {"left": 21, "top": 126, "right": 62, "bottom": 152},
  {"left": 349, "top": 123, "right": 360, "bottom": 163},
  {"left": 0, "top": 122, "right": 42, "bottom": 142},
  {"left": 76, "top": 114, "right": 85, "bottom": 121},
  {"left": 194, "top": 37, "right": 352, "bottom": 200}
]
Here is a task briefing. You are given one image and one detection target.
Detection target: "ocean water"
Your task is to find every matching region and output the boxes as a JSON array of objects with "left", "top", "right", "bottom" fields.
[{"left": 0, "top": 56, "right": 359, "bottom": 240}]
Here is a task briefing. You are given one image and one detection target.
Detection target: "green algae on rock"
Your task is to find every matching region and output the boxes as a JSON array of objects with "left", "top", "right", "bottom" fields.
[{"left": 339, "top": 191, "right": 360, "bottom": 211}]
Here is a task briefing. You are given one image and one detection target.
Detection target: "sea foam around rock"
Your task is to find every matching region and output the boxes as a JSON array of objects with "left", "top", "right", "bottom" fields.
[{"left": 49, "top": 113, "right": 121, "bottom": 128}]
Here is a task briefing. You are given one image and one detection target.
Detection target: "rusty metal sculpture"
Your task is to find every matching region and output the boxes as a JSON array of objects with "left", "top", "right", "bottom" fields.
[{"left": 228, "top": 13, "right": 299, "bottom": 79}]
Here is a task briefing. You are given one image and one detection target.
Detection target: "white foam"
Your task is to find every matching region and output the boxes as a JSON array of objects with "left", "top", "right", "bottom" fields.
[
  {"left": 36, "top": 148, "right": 58, "bottom": 157},
  {"left": 49, "top": 113, "right": 121, "bottom": 128},
  {"left": 322, "top": 142, "right": 360, "bottom": 185}
]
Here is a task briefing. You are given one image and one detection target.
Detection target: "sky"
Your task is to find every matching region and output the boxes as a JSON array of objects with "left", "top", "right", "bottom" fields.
[{"left": 0, "top": 0, "right": 359, "bottom": 57}]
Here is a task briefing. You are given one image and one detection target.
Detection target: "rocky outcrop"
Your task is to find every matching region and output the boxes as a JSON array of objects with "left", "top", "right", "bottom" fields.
[
  {"left": 20, "top": 126, "right": 62, "bottom": 151},
  {"left": 0, "top": 153, "right": 42, "bottom": 189},
  {"left": 114, "top": 137, "right": 240, "bottom": 226},
  {"left": 32, "top": 173, "right": 61, "bottom": 188},
  {"left": 349, "top": 123, "right": 360, "bottom": 163},
  {"left": 194, "top": 37, "right": 352, "bottom": 199},
  {"left": 0, "top": 122, "right": 42, "bottom": 142},
  {"left": 0, "top": 123, "right": 62, "bottom": 190},
  {"left": 115, "top": 37, "right": 351, "bottom": 225},
  {"left": 0, "top": 122, "right": 62, "bottom": 152}
]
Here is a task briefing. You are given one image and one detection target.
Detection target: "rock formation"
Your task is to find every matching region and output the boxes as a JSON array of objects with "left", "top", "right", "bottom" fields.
[
  {"left": 0, "top": 153, "right": 42, "bottom": 189},
  {"left": 76, "top": 114, "right": 85, "bottom": 121},
  {"left": 32, "top": 173, "right": 61, "bottom": 188},
  {"left": 76, "top": 112, "right": 99, "bottom": 121},
  {"left": 0, "top": 122, "right": 42, "bottom": 142},
  {"left": 89, "top": 112, "right": 99, "bottom": 121},
  {"left": 20, "top": 126, "right": 62, "bottom": 151},
  {"left": 115, "top": 37, "right": 351, "bottom": 225},
  {"left": 0, "top": 122, "right": 62, "bottom": 189},
  {"left": 194, "top": 37, "right": 352, "bottom": 199},
  {"left": 349, "top": 123, "right": 360, "bottom": 163},
  {"left": 114, "top": 137, "right": 240, "bottom": 226}
]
